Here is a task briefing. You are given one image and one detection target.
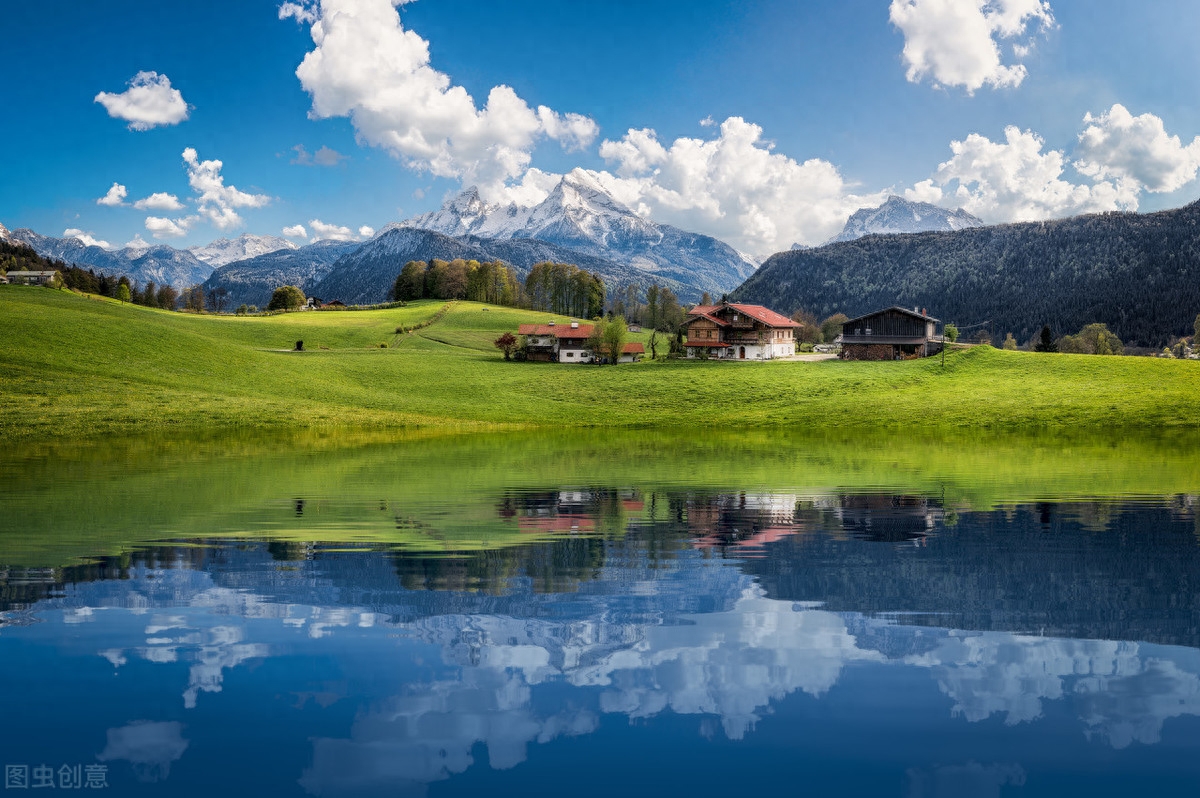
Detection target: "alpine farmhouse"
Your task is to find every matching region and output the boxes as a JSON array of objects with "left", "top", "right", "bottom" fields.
[{"left": 683, "top": 301, "right": 799, "bottom": 360}]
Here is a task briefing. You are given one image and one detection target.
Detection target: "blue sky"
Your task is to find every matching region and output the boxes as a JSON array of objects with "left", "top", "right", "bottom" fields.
[{"left": 4, "top": 0, "right": 1200, "bottom": 257}]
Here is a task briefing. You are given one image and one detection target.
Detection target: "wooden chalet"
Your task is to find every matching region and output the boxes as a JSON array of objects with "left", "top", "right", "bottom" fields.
[
  {"left": 839, "top": 306, "right": 943, "bottom": 360},
  {"left": 683, "top": 301, "right": 799, "bottom": 360},
  {"left": 517, "top": 321, "right": 595, "bottom": 363}
]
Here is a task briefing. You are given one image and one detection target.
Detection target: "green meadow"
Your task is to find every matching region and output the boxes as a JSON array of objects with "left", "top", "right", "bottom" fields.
[
  {"left": 3, "top": 426, "right": 1199, "bottom": 568},
  {"left": 2, "top": 284, "right": 1199, "bottom": 442}
]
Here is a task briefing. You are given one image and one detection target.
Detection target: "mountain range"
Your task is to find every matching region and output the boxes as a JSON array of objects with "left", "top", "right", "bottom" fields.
[
  {"left": 398, "top": 169, "right": 759, "bottom": 298},
  {"left": 732, "top": 200, "right": 1200, "bottom": 348},
  {"left": 829, "top": 196, "right": 983, "bottom": 243},
  {"left": 9, "top": 173, "right": 760, "bottom": 306}
]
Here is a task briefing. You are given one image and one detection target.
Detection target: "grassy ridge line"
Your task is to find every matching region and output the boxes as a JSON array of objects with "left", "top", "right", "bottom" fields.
[{"left": 2, "top": 286, "right": 1199, "bottom": 442}]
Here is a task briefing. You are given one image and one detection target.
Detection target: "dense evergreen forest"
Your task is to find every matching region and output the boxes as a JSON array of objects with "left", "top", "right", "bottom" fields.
[{"left": 732, "top": 200, "right": 1200, "bottom": 347}]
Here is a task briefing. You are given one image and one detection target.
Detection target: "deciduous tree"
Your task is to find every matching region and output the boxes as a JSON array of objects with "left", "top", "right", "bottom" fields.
[{"left": 267, "top": 285, "right": 306, "bottom": 311}]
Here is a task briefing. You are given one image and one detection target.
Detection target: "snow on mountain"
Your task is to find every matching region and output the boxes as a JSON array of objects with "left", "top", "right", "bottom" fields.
[
  {"left": 0, "top": 222, "right": 12, "bottom": 244},
  {"left": 400, "top": 169, "right": 756, "bottom": 300},
  {"left": 10, "top": 228, "right": 212, "bottom": 287},
  {"left": 311, "top": 227, "right": 678, "bottom": 306},
  {"left": 202, "top": 239, "right": 361, "bottom": 309},
  {"left": 831, "top": 196, "right": 983, "bottom": 243},
  {"left": 189, "top": 234, "right": 298, "bottom": 267}
]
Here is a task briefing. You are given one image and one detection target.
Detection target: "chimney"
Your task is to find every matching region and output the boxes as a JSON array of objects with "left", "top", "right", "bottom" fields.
[
  {"left": 922, "top": 308, "right": 927, "bottom": 316},
  {"left": 547, "top": 321, "right": 555, "bottom": 326},
  {"left": 571, "top": 321, "right": 579, "bottom": 329}
]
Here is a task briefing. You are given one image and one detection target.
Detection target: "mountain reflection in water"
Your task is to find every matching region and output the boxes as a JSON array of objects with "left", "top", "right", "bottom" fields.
[{"left": 1, "top": 483, "right": 1198, "bottom": 797}]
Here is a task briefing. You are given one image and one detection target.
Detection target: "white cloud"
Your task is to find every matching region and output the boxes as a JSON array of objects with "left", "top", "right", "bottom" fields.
[
  {"left": 925, "top": 125, "right": 1134, "bottom": 222},
  {"left": 308, "top": 219, "right": 360, "bottom": 241},
  {"left": 284, "top": 0, "right": 598, "bottom": 196},
  {"left": 145, "top": 216, "right": 194, "bottom": 239},
  {"left": 592, "top": 117, "right": 884, "bottom": 256},
  {"left": 1074, "top": 104, "right": 1200, "bottom": 194},
  {"left": 889, "top": 0, "right": 1054, "bottom": 93},
  {"left": 536, "top": 108, "right": 599, "bottom": 153},
  {"left": 291, "top": 144, "right": 348, "bottom": 166},
  {"left": 133, "top": 192, "right": 185, "bottom": 212},
  {"left": 279, "top": 1, "right": 320, "bottom": 24},
  {"left": 124, "top": 235, "right": 151, "bottom": 252},
  {"left": 904, "top": 178, "right": 944, "bottom": 204},
  {"left": 182, "top": 148, "right": 269, "bottom": 230},
  {"left": 94, "top": 71, "right": 190, "bottom": 131},
  {"left": 358, "top": 225, "right": 375, "bottom": 238},
  {"left": 63, "top": 228, "right": 113, "bottom": 249},
  {"left": 96, "top": 183, "right": 128, "bottom": 207},
  {"left": 282, "top": 224, "right": 309, "bottom": 239}
]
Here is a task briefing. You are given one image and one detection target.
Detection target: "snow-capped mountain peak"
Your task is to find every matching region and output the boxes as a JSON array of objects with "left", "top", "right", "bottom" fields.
[
  {"left": 396, "top": 173, "right": 756, "bottom": 299},
  {"left": 831, "top": 196, "right": 983, "bottom": 243},
  {"left": 189, "top": 234, "right": 299, "bottom": 267},
  {"left": 0, "top": 222, "right": 12, "bottom": 244}
]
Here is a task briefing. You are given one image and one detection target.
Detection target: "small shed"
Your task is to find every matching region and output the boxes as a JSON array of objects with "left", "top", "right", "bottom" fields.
[{"left": 840, "top": 306, "right": 942, "bottom": 360}]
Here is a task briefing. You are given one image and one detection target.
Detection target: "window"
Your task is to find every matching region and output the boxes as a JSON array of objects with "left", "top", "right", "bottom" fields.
[{"left": 567, "top": 352, "right": 574, "bottom": 358}]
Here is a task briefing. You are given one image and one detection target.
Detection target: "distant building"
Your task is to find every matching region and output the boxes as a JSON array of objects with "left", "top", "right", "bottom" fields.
[
  {"left": 839, "top": 306, "right": 942, "bottom": 360},
  {"left": 5, "top": 270, "right": 59, "bottom": 286},
  {"left": 516, "top": 322, "right": 646, "bottom": 363},
  {"left": 682, "top": 301, "right": 798, "bottom": 360},
  {"left": 518, "top": 321, "right": 595, "bottom": 363}
]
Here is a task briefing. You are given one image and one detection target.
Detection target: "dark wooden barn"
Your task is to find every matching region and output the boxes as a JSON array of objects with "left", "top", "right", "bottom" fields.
[{"left": 839, "top": 306, "right": 943, "bottom": 361}]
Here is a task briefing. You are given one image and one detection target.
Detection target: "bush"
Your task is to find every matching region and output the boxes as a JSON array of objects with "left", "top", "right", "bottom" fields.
[{"left": 267, "top": 285, "right": 305, "bottom": 311}]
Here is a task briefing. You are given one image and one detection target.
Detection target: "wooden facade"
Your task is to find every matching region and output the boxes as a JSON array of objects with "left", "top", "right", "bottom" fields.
[
  {"left": 839, "top": 306, "right": 942, "bottom": 360},
  {"left": 682, "top": 301, "right": 799, "bottom": 360}
]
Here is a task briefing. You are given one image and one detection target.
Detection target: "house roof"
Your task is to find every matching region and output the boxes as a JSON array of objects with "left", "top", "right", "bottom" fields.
[
  {"left": 623, "top": 342, "right": 645, "bottom": 354},
  {"left": 687, "top": 302, "right": 800, "bottom": 328},
  {"left": 843, "top": 306, "right": 940, "bottom": 325},
  {"left": 684, "top": 310, "right": 730, "bottom": 327},
  {"left": 518, "top": 322, "right": 593, "bottom": 339}
]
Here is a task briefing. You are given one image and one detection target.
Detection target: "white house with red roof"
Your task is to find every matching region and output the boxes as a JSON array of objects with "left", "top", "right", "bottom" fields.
[
  {"left": 682, "top": 301, "right": 798, "bottom": 360},
  {"left": 517, "top": 321, "right": 646, "bottom": 363},
  {"left": 518, "top": 320, "right": 595, "bottom": 362}
]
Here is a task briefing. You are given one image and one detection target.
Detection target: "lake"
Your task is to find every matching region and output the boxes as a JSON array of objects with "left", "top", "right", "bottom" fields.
[{"left": 1, "top": 429, "right": 1198, "bottom": 797}]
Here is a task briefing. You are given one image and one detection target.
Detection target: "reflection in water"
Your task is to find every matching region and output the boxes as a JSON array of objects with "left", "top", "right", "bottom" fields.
[{"left": 1, "top": 478, "right": 1199, "bottom": 795}]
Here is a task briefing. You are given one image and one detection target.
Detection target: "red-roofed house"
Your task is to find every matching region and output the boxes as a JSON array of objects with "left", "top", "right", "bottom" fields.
[
  {"left": 682, "top": 301, "right": 799, "bottom": 360},
  {"left": 517, "top": 320, "right": 595, "bottom": 362}
]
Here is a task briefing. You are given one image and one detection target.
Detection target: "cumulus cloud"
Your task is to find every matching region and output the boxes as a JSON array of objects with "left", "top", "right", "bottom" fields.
[
  {"left": 308, "top": 219, "right": 370, "bottom": 241},
  {"left": 63, "top": 229, "right": 113, "bottom": 249},
  {"left": 1074, "top": 104, "right": 1200, "bottom": 194},
  {"left": 133, "top": 192, "right": 185, "bottom": 212},
  {"left": 282, "top": 224, "right": 309, "bottom": 239},
  {"left": 291, "top": 144, "right": 348, "bottom": 166},
  {"left": 591, "top": 117, "right": 884, "bottom": 256},
  {"left": 537, "top": 108, "right": 599, "bottom": 153},
  {"left": 94, "top": 71, "right": 190, "bottom": 130},
  {"left": 96, "top": 183, "right": 128, "bottom": 207},
  {"left": 889, "top": 0, "right": 1054, "bottom": 93},
  {"left": 145, "top": 216, "right": 194, "bottom": 239},
  {"left": 283, "top": 0, "right": 598, "bottom": 196},
  {"left": 182, "top": 148, "right": 269, "bottom": 230},
  {"left": 358, "top": 225, "right": 375, "bottom": 238},
  {"left": 924, "top": 125, "right": 1135, "bottom": 222}
]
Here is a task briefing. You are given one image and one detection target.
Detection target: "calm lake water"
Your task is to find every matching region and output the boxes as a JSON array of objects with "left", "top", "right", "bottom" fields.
[{"left": 1, "top": 430, "right": 1198, "bottom": 797}]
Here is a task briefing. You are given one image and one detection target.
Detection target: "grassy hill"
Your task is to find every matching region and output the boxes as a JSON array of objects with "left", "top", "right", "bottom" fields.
[{"left": 2, "top": 284, "right": 1199, "bottom": 441}]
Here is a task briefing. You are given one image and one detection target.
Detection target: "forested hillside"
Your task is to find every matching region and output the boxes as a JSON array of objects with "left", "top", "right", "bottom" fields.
[{"left": 732, "top": 200, "right": 1200, "bottom": 347}]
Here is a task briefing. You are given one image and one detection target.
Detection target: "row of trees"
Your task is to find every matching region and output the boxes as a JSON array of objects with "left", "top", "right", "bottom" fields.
[
  {"left": 790, "top": 310, "right": 850, "bottom": 344},
  {"left": 524, "top": 262, "right": 605, "bottom": 318},
  {"left": 392, "top": 259, "right": 525, "bottom": 306},
  {"left": 609, "top": 283, "right": 687, "bottom": 332}
]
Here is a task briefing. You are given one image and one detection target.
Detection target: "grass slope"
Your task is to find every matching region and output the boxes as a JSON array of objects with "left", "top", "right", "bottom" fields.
[{"left": 2, "top": 285, "right": 1199, "bottom": 441}]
